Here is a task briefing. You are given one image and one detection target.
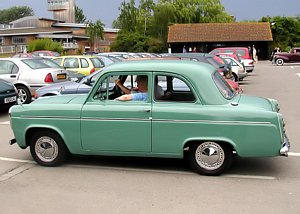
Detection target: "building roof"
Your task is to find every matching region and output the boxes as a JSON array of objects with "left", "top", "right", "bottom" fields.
[
  {"left": 168, "top": 22, "right": 273, "bottom": 43},
  {"left": 9, "top": 16, "right": 62, "bottom": 24},
  {"left": 0, "top": 27, "right": 71, "bottom": 36}
]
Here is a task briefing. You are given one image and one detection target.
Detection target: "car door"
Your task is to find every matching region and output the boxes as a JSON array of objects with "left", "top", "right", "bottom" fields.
[
  {"left": 81, "top": 72, "right": 152, "bottom": 153},
  {"left": 151, "top": 73, "right": 198, "bottom": 155},
  {"left": 0, "top": 60, "right": 20, "bottom": 83}
]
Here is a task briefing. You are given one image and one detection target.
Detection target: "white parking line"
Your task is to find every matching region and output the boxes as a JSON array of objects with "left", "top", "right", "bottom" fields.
[
  {"left": 0, "top": 155, "right": 297, "bottom": 180},
  {"left": 0, "top": 157, "right": 35, "bottom": 164},
  {"left": 0, "top": 121, "right": 10, "bottom": 125},
  {"left": 288, "top": 152, "right": 300, "bottom": 157},
  {"left": 0, "top": 164, "right": 34, "bottom": 182}
]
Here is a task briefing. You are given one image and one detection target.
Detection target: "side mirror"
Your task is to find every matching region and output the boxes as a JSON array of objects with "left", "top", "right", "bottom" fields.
[{"left": 84, "top": 77, "right": 92, "bottom": 85}]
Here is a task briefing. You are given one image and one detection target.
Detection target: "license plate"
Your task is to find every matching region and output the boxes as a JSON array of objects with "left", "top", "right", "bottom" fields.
[
  {"left": 57, "top": 73, "right": 66, "bottom": 80},
  {"left": 4, "top": 96, "right": 17, "bottom": 103}
]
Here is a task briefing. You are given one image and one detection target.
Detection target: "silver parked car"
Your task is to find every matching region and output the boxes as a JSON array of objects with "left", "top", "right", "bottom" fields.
[{"left": 0, "top": 58, "right": 70, "bottom": 104}]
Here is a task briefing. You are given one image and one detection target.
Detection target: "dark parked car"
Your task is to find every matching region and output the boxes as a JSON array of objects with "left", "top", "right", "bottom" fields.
[{"left": 0, "top": 79, "right": 17, "bottom": 109}]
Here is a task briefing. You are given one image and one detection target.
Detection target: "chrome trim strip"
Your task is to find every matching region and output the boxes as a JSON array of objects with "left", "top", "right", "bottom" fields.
[
  {"left": 21, "top": 116, "right": 80, "bottom": 120},
  {"left": 20, "top": 115, "right": 272, "bottom": 125}
]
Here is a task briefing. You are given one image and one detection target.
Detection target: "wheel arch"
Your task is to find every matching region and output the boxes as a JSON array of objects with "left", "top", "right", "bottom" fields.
[
  {"left": 183, "top": 137, "right": 237, "bottom": 157},
  {"left": 25, "top": 127, "right": 70, "bottom": 152}
]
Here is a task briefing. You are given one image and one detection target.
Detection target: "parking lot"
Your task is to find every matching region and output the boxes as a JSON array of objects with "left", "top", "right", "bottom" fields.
[{"left": 0, "top": 61, "right": 300, "bottom": 214}]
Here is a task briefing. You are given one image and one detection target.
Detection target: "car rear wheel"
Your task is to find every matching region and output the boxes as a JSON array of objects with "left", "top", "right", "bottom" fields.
[
  {"left": 188, "top": 141, "right": 233, "bottom": 176},
  {"left": 275, "top": 58, "right": 284, "bottom": 66},
  {"left": 30, "top": 131, "right": 68, "bottom": 166},
  {"left": 232, "top": 73, "right": 238, "bottom": 82},
  {"left": 16, "top": 85, "right": 31, "bottom": 104}
]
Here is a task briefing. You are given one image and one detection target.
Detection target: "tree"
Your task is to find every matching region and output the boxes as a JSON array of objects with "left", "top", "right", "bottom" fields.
[
  {"left": 0, "top": 6, "right": 34, "bottom": 24},
  {"left": 156, "top": 0, "right": 232, "bottom": 23},
  {"left": 85, "top": 20, "right": 105, "bottom": 51},
  {"left": 75, "top": 5, "right": 87, "bottom": 23},
  {"left": 260, "top": 16, "right": 300, "bottom": 51},
  {"left": 110, "top": 31, "right": 149, "bottom": 52},
  {"left": 113, "top": 0, "right": 138, "bottom": 32},
  {"left": 111, "top": 0, "right": 233, "bottom": 52}
]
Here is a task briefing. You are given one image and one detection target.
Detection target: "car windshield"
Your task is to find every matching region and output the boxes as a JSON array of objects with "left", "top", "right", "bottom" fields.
[
  {"left": 21, "top": 58, "right": 54, "bottom": 69},
  {"left": 213, "top": 71, "right": 235, "bottom": 99}
]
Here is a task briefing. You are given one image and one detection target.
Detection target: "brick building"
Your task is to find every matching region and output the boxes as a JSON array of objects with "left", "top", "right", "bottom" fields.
[
  {"left": 168, "top": 22, "right": 273, "bottom": 59},
  {"left": 0, "top": 16, "right": 119, "bottom": 55}
]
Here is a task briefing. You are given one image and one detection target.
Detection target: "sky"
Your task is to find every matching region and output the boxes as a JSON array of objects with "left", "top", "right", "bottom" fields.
[{"left": 0, "top": 0, "right": 299, "bottom": 28}]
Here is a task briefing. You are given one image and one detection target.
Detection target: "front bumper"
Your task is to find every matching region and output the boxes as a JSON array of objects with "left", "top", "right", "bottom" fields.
[{"left": 280, "top": 134, "right": 290, "bottom": 156}]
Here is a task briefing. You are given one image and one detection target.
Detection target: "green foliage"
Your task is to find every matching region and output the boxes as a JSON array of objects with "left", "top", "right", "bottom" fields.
[
  {"left": 260, "top": 16, "right": 300, "bottom": 51},
  {"left": 85, "top": 20, "right": 105, "bottom": 50},
  {"left": 110, "top": 31, "right": 144, "bottom": 52},
  {"left": 0, "top": 6, "right": 34, "bottom": 24},
  {"left": 75, "top": 5, "right": 87, "bottom": 23},
  {"left": 27, "top": 39, "right": 63, "bottom": 53},
  {"left": 112, "top": 0, "right": 233, "bottom": 52}
]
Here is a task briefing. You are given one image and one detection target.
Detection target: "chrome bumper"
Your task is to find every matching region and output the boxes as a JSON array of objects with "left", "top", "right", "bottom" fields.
[{"left": 280, "top": 134, "right": 290, "bottom": 157}]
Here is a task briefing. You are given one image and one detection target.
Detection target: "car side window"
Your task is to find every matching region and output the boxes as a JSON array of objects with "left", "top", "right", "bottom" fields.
[
  {"left": 237, "top": 49, "right": 246, "bottom": 57},
  {"left": 224, "top": 49, "right": 234, "bottom": 54},
  {"left": 64, "top": 58, "right": 79, "bottom": 68},
  {"left": 81, "top": 58, "right": 89, "bottom": 68},
  {"left": 155, "top": 75, "right": 195, "bottom": 102},
  {"left": 0, "top": 61, "right": 16, "bottom": 74}
]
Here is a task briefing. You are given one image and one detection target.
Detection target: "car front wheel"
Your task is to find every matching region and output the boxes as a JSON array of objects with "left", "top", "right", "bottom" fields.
[
  {"left": 16, "top": 85, "right": 31, "bottom": 104},
  {"left": 30, "top": 131, "right": 68, "bottom": 166},
  {"left": 275, "top": 58, "right": 284, "bottom": 66},
  {"left": 188, "top": 141, "right": 232, "bottom": 176}
]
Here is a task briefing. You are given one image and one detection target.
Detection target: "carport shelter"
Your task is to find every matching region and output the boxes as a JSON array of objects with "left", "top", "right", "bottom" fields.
[{"left": 168, "top": 22, "right": 273, "bottom": 60}]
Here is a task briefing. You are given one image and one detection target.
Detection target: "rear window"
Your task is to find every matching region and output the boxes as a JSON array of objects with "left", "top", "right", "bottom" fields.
[
  {"left": 22, "top": 58, "right": 52, "bottom": 69},
  {"left": 90, "top": 58, "right": 105, "bottom": 68},
  {"left": 213, "top": 71, "right": 235, "bottom": 99}
]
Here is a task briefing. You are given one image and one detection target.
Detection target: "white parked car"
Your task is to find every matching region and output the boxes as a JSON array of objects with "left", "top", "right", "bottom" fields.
[
  {"left": 0, "top": 58, "right": 70, "bottom": 104},
  {"left": 240, "top": 58, "right": 255, "bottom": 72},
  {"left": 220, "top": 56, "right": 247, "bottom": 81}
]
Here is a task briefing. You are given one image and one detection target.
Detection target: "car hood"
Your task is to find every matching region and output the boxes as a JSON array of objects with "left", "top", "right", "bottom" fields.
[
  {"left": 234, "top": 94, "right": 274, "bottom": 111},
  {"left": 32, "top": 94, "right": 87, "bottom": 105},
  {"left": 0, "top": 79, "right": 15, "bottom": 91}
]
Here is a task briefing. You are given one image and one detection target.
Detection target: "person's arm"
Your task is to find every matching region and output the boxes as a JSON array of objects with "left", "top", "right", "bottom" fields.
[
  {"left": 115, "top": 79, "right": 131, "bottom": 94},
  {"left": 115, "top": 94, "right": 132, "bottom": 101}
]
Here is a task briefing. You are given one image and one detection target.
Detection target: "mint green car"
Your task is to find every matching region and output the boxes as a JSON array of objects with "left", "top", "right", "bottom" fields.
[{"left": 9, "top": 60, "right": 290, "bottom": 175}]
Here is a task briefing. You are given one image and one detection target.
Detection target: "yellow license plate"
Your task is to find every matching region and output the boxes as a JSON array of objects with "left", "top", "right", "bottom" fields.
[{"left": 57, "top": 74, "right": 66, "bottom": 80}]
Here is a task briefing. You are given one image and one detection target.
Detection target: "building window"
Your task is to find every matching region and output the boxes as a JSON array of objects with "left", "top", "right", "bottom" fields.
[
  {"left": 0, "top": 37, "right": 4, "bottom": 45},
  {"left": 12, "top": 37, "right": 26, "bottom": 44}
]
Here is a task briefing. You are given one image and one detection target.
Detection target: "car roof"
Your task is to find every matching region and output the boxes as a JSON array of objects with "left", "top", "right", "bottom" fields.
[{"left": 102, "top": 59, "right": 215, "bottom": 78}]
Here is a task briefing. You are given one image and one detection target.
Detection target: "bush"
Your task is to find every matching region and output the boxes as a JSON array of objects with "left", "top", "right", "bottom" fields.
[{"left": 27, "top": 38, "right": 63, "bottom": 53}]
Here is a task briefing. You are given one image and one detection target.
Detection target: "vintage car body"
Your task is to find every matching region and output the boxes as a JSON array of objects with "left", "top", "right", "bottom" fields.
[
  {"left": 9, "top": 60, "right": 290, "bottom": 175},
  {"left": 273, "top": 48, "right": 300, "bottom": 65}
]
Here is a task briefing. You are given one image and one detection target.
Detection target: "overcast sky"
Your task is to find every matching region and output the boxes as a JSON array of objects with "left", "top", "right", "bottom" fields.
[{"left": 1, "top": 0, "right": 299, "bottom": 27}]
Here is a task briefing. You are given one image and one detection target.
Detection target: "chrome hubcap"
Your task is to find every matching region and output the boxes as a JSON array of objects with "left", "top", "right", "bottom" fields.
[
  {"left": 35, "top": 137, "right": 59, "bottom": 162},
  {"left": 17, "top": 89, "right": 27, "bottom": 103},
  {"left": 195, "top": 142, "right": 225, "bottom": 170}
]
